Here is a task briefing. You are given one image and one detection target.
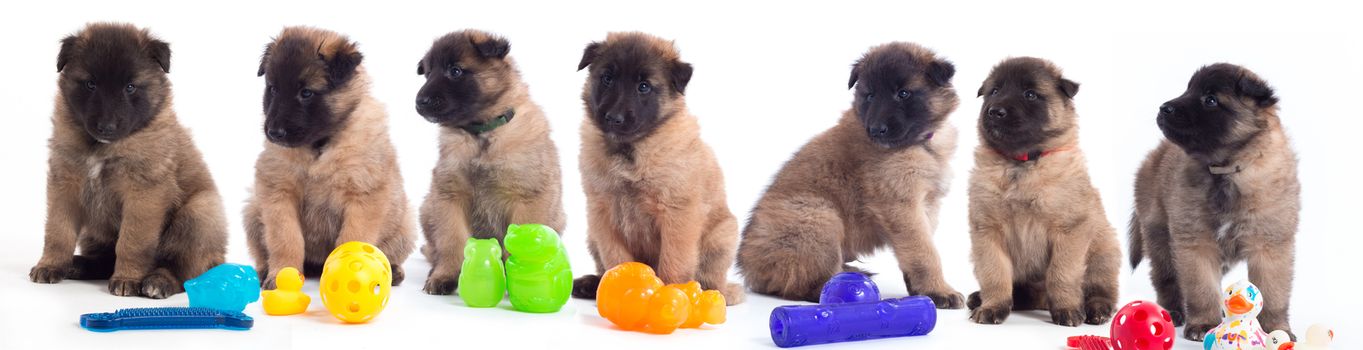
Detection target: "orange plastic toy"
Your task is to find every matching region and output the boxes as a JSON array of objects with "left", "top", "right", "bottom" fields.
[
  {"left": 262, "top": 267, "right": 310, "bottom": 316},
  {"left": 596, "top": 262, "right": 726, "bottom": 334},
  {"left": 319, "top": 242, "right": 393, "bottom": 323}
]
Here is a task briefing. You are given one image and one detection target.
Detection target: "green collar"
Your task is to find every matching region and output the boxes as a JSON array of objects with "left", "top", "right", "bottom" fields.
[{"left": 461, "top": 109, "right": 514, "bottom": 135}]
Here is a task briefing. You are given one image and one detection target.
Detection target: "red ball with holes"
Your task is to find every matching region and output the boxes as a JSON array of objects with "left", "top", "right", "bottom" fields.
[{"left": 1066, "top": 301, "right": 1175, "bottom": 350}]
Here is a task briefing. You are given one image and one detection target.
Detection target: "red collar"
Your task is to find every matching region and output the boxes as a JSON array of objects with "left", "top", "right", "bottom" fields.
[{"left": 996, "top": 145, "right": 1074, "bottom": 162}]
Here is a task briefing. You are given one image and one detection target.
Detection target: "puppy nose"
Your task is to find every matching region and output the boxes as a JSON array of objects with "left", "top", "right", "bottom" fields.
[
  {"left": 1159, "top": 104, "right": 1175, "bottom": 115},
  {"left": 604, "top": 113, "right": 625, "bottom": 125},
  {"left": 96, "top": 122, "right": 117, "bottom": 135},
  {"left": 868, "top": 124, "right": 889, "bottom": 138},
  {"left": 267, "top": 128, "right": 287, "bottom": 140},
  {"left": 988, "top": 106, "right": 1007, "bottom": 118},
  {"left": 416, "top": 96, "right": 433, "bottom": 107}
]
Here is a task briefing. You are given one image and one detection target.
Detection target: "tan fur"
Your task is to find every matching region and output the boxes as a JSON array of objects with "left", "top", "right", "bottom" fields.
[
  {"left": 965, "top": 58, "right": 1120, "bottom": 326},
  {"left": 737, "top": 43, "right": 964, "bottom": 307},
  {"left": 1131, "top": 76, "right": 1299, "bottom": 339},
  {"left": 417, "top": 30, "right": 565, "bottom": 295},
  {"left": 244, "top": 27, "right": 415, "bottom": 288},
  {"left": 577, "top": 33, "right": 744, "bottom": 304},
  {"left": 30, "top": 23, "right": 228, "bottom": 299}
]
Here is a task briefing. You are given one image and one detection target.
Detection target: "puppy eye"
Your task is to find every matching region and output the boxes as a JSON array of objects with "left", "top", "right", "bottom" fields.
[
  {"left": 637, "top": 82, "right": 651, "bottom": 94},
  {"left": 1204, "top": 95, "right": 1218, "bottom": 107},
  {"left": 84, "top": 80, "right": 96, "bottom": 91},
  {"left": 990, "top": 88, "right": 999, "bottom": 96},
  {"left": 1024, "top": 90, "right": 1038, "bottom": 101},
  {"left": 601, "top": 74, "right": 614, "bottom": 87},
  {"left": 124, "top": 84, "right": 136, "bottom": 95},
  {"left": 300, "top": 89, "right": 314, "bottom": 99},
  {"left": 268, "top": 85, "right": 277, "bottom": 95},
  {"left": 448, "top": 67, "right": 464, "bottom": 78},
  {"left": 897, "top": 90, "right": 911, "bottom": 99},
  {"left": 866, "top": 92, "right": 875, "bottom": 101}
]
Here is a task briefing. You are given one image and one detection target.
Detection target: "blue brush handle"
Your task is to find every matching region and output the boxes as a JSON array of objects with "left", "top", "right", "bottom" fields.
[{"left": 80, "top": 307, "right": 253, "bottom": 332}]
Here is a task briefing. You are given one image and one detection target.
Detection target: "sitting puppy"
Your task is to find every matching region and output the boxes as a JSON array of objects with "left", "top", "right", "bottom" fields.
[
  {"left": 736, "top": 42, "right": 964, "bottom": 308},
  {"left": 964, "top": 57, "right": 1120, "bottom": 326},
  {"left": 244, "top": 27, "right": 416, "bottom": 288},
  {"left": 29, "top": 23, "right": 229, "bottom": 298},
  {"left": 413, "top": 30, "right": 566, "bottom": 295},
  {"left": 569, "top": 32, "right": 744, "bottom": 305},
  {"left": 1130, "top": 63, "right": 1299, "bottom": 340}
]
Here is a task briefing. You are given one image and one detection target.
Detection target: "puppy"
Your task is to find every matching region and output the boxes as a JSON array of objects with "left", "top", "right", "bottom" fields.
[
  {"left": 569, "top": 32, "right": 744, "bottom": 305},
  {"left": 413, "top": 30, "right": 566, "bottom": 295},
  {"left": 964, "top": 57, "right": 1120, "bottom": 326},
  {"left": 1130, "top": 63, "right": 1299, "bottom": 340},
  {"left": 736, "top": 42, "right": 964, "bottom": 308},
  {"left": 28, "top": 23, "right": 228, "bottom": 298},
  {"left": 244, "top": 27, "right": 416, "bottom": 288}
]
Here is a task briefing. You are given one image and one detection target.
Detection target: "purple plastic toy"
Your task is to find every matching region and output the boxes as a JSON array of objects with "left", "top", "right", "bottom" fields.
[
  {"left": 769, "top": 295, "right": 937, "bottom": 348},
  {"left": 818, "top": 272, "right": 879, "bottom": 304}
]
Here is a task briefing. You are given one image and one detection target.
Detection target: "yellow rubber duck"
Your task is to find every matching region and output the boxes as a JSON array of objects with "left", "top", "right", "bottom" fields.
[{"left": 262, "top": 267, "right": 310, "bottom": 315}]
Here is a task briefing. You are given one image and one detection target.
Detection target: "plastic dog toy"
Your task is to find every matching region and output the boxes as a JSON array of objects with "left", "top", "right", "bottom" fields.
[
  {"left": 597, "top": 262, "right": 726, "bottom": 334},
  {"left": 769, "top": 295, "right": 937, "bottom": 348},
  {"left": 1065, "top": 300, "right": 1176, "bottom": 350},
  {"left": 1203, "top": 280, "right": 1278, "bottom": 350},
  {"left": 319, "top": 241, "right": 393, "bottom": 323},
  {"left": 1296, "top": 324, "right": 1334, "bottom": 350},
  {"left": 458, "top": 237, "right": 506, "bottom": 308},
  {"left": 184, "top": 263, "right": 260, "bottom": 312},
  {"left": 1268, "top": 330, "right": 1294, "bottom": 350},
  {"left": 504, "top": 224, "right": 571, "bottom": 313},
  {"left": 80, "top": 307, "right": 253, "bottom": 332},
  {"left": 262, "top": 267, "right": 310, "bottom": 315},
  {"left": 819, "top": 272, "right": 879, "bottom": 304}
]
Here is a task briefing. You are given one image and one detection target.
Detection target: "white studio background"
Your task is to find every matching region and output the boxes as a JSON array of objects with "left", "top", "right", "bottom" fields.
[{"left": 0, "top": 1, "right": 1357, "bottom": 349}]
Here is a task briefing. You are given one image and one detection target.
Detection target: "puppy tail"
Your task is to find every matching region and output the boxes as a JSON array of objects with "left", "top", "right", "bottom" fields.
[{"left": 1127, "top": 210, "right": 1144, "bottom": 269}]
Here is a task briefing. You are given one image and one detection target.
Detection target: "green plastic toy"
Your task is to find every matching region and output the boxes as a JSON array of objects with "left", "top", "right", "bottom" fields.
[
  {"left": 458, "top": 238, "right": 506, "bottom": 308},
  {"left": 504, "top": 224, "right": 572, "bottom": 313}
]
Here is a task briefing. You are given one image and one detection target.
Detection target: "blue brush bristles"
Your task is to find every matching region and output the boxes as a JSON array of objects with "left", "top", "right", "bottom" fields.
[{"left": 80, "top": 307, "right": 253, "bottom": 332}]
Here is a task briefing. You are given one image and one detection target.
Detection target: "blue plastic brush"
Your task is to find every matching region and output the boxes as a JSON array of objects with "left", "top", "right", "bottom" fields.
[{"left": 80, "top": 307, "right": 253, "bottom": 332}]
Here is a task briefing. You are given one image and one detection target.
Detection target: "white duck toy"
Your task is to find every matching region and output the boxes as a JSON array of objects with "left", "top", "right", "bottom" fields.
[
  {"left": 1204, "top": 280, "right": 1275, "bottom": 350},
  {"left": 1296, "top": 324, "right": 1334, "bottom": 350}
]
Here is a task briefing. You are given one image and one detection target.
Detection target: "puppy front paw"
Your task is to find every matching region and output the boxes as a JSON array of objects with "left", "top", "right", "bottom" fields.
[
  {"left": 970, "top": 304, "right": 1010, "bottom": 324},
  {"left": 108, "top": 278, "right": 143, "bottom": 297},
  {"left": 391, "top": 265, "right": 406, "bottom": 286},
  {"left": 1184, "top": 322, "right": 1216, "bottom": 341},
  {"left": 966, "top": 291, "right": 982, "bottom": 310},
  {"left": 572, "top": 274, "right": 601, "bottom": 299},
  {"left": 1167, "top": 308, "right": 1186, "bottom": 327},
  {"left": 1051, "top": 308, "right": 1085, "bottom": 327},
  {"left": 1084, "top": 300, "right": 1116, "bottom": 325},
  {"left": 30, "top": 264, "right": 71, "bottom": 284},
  {"left": 920, "top": 289, "right": 965, "bottom": 309},
  {"left": 422, "top": 275, "right": 457, "bottom": 295},
  {"left": 140, "top": 274, "right": 183, "bottom": 299}
]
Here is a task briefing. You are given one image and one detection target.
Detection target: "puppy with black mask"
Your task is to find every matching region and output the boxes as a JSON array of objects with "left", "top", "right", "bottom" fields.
[
  {"left": 30, "top": 23, "right": 228, "bottom": 299},
  {"left": 412, "top": 30, "right": 565, "bottom": 295}
]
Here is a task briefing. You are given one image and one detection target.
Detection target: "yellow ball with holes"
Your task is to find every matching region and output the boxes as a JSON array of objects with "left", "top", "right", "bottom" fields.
[{"left": 319, "top": 241, "right": 392, "bottom": 323}]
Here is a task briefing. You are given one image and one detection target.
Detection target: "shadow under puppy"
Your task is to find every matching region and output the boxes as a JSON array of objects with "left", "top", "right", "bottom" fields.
[
  {"left": 736, "top": 42, "right": 964, "bottom": 308},
  {"left": 1130, "top": 63, "right": 1299, "bottom": 340},
  {"left": 413, "top": 30, "right": 566, "bottom": 295},
  {"left": 245, "top": 26, "right": 416, "bottom": 288},
  {"left": 570, "top": 32, "right": 744, "bottom": 305},
  {"left": 29, "top": 23, "right": 228, "bottom": 298},
  {"left": 965, "top": 57, "right": 1120, "bottom": 326}
]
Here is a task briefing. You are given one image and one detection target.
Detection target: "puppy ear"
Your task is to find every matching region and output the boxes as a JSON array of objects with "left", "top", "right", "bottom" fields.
[
  {"left": 473, "top": 35, "right": 510, "bottom": 59},
  {"left": 257, "top": 43, "right": 271, "bottom": 77},
  {"left": 926, "top": 59, "right": 955, "bottom": 87},
  {"left": 325, "top": 43, "right": 364, "bottom": 87},
  {"left": 417, "top": 60, "right": 425, "bottom": 75},
  {"left": 1058, "top": 78, "right": 1080, "bottom": 98},
  {"left": 56, "top": 35, "right": 76, "bottom": 72},
  {"left": 671, "top": 61, "right": 694, "bottom": 95},
  {"left": 847, "top": 59, "right": 862, "bottom": 90},
  {"left": 577, "top": 42, "right": 601, "bottom": 71},
  {"left": 976, "top": 84, "right": 985, "bottom": 98},
  {"left": 1237, "top": 75, "right": 1278, "bottom": 108},
  {"left": 146, "top": 38, "right": 172, "bottom": 73}
]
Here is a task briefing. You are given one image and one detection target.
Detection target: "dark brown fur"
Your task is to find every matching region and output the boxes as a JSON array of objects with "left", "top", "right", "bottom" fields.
[
  {"left": 736, "top": 43, "right": 964, "bottom": 308},
  {"left": 1131, "top": 63, "right": 1298, "bottom": 340},
  {"left": 570, "top": 32, "right": 744, "bottom": 305},
  {"left": 413, "top": 30, "right": 565, "bottom": 295},
  {"left": 965, "top": 57, "right": 1120, "bottom": 326},
  {"left": 244, "top": 27, "right": 415, "bottom": 288},
  {"left": 29, "top": 23, "right": 228, "bottom": 299}
]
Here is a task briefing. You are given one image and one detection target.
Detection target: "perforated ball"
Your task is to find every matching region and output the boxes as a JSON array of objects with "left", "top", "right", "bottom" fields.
[{"left": 319, "top": 241, "right": 392, "bottom": 323}]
